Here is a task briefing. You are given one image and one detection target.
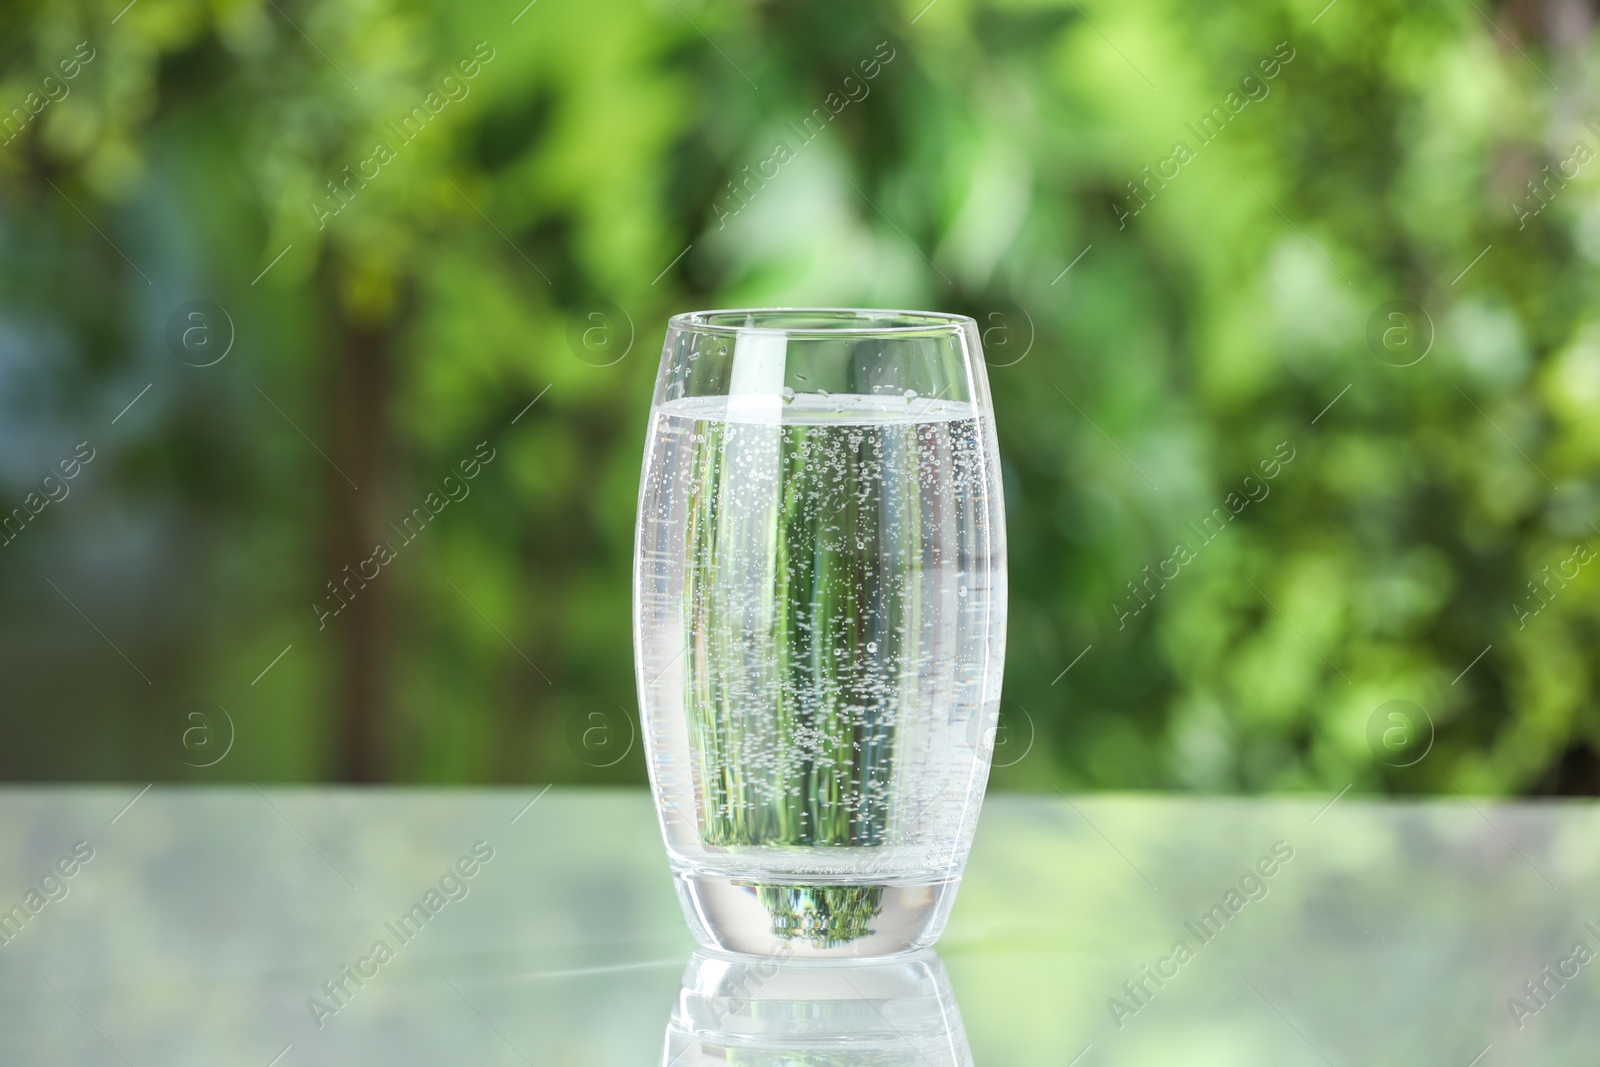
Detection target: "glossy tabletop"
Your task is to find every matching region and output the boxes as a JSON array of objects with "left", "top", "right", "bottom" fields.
[{"left": 1, "top": 787, "right": 1595, "bottom": 1065}]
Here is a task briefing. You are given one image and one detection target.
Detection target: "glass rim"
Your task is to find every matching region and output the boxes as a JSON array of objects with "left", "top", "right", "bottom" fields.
[{"left": 667, "top": 307, "right": 976, "bottom": 338}]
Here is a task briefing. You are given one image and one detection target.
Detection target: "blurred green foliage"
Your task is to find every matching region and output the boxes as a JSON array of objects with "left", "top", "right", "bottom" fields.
[{"left": 1, "top": 0, "right": 1596, "bottom": 793}]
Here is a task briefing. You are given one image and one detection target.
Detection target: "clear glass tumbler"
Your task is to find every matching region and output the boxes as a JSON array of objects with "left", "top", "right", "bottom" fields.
[{"left": 634, "top": 309, "right": 1007, "bottom": 958}]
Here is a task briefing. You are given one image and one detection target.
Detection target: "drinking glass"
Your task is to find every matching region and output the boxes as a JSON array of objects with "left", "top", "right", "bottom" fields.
[{"left": 634, "top": 309, "right": 1007, "bottom": 958}]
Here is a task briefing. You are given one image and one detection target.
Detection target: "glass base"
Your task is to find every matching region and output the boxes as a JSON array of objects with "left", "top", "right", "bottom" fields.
[{"left": 673, "top": 871, "right": 959, "bottom": 959}]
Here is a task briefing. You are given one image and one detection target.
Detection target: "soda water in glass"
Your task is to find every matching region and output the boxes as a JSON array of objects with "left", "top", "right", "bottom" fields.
[{"left": 634, "top": 309, "right": 1007, "bottom": 957}]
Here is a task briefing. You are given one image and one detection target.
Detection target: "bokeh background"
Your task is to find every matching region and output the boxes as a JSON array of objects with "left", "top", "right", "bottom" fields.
[{"left": 2, "top": 0, "right": 1597, "bottom": 792}]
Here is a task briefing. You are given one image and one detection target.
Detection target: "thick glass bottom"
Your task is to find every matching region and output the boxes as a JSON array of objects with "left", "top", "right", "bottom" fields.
[{"left": 673, "top": 871, "right": 959, "bottom": 959}]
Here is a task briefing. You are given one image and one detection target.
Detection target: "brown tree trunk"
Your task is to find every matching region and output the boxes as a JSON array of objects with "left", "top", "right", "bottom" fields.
[{"left": 328, "top": 298, "right": 392, "bottom": 782}]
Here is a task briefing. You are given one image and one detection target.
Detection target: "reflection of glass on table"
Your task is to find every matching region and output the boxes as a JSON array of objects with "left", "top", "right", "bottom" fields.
[{"left": 663, "top": 948, "right": 972, "bottom": 1067}]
